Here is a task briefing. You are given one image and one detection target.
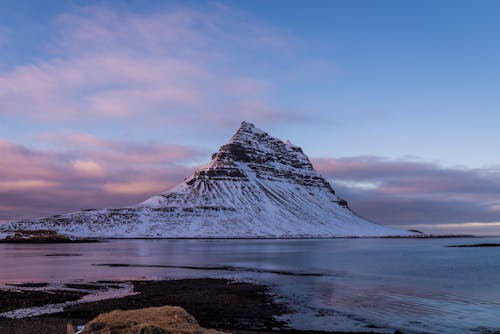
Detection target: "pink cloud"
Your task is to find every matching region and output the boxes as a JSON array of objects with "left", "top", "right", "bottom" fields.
[
  {"left": 0, "top": 5, "right": 300, "bottom": 128},
  {"left": 0, "top": 135, "right": 202, "bottom": 223},
  {"left": 72, "top": 160, "right": 106, "bottom": 177},
  {"left": 0, "top": 55, "right": 204, "bottom": 120},
  {"left": 312, "top": 156, "right": 500, "bottom": 228},
  {"left": 38, "top": 131, "right": 203, "bottom": 165}
]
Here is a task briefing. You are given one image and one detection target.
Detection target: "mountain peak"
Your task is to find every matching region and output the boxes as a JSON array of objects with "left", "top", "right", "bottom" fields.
[
  {"left": 229, "top": 121, "right": 267, "bottom": 144},
  {"left": 176, "top": 122, "right": 336, "bottom": 198},
  {"left": 2, "top": 121, "right": 416, "bottom": 238},
  {"left": 240, "top": 120, "right": 255, "bottom": 130}
]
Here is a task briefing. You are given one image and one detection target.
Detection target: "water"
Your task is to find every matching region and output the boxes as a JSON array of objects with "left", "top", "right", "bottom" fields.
[{"left": 1, "top": 237, "right": 500, "bottom": 333}]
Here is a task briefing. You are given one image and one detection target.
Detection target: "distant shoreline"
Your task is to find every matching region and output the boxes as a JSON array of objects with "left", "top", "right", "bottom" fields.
[
  {"left": 0, "top": 235, "right": 480, "bottom": 243},
  {"left": 446, "top": 243, "right": 500, "bottom": 247}
]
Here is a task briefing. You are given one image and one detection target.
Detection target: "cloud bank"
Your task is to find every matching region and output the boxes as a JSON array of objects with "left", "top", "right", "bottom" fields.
[
  {"left": 0, "top": 135, "right": 201, "bottom": 223},
  {"left": 313, "top": 156, "right": 500, "bottom": 233}
]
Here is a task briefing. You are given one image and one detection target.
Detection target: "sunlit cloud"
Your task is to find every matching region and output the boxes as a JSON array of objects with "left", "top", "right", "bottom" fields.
[
  {"left": 334, "top": 180, "right": 379, "bottom": 190},
  {"left": 407, "top": 222, "right": 500, "bottom": 236},
  {"left": 0, "top": 180, "right": 57, "bottom": 191},
  {"left": 102, "top": 182, "right": 168, "bottom": 195},
  {"left": 412, "top": 222, "right": 500, "bottom": 228},
  {"left": 72, "top": 160, "right": 106, "bottom": 177},
  {"left": 0, "top": 135, "right": 202, "bottom": 223}
]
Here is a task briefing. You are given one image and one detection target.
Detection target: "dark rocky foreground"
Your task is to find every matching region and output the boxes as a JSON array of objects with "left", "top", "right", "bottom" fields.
[{"left": 0, "top": 278, "right": 387, "bottom": 334}]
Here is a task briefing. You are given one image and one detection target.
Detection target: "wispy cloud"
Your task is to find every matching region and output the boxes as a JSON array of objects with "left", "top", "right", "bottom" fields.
[
  {"left": 313, "top": 156, "right": 500, "bottom": 232},
  {"left": 0, "top": 5, "right": 300, "bottom": 128}
]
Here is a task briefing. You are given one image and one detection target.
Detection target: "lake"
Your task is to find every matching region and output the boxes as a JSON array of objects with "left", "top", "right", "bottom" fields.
[{"left": 1, "top": 237, "right": 500, "bottom": 333}]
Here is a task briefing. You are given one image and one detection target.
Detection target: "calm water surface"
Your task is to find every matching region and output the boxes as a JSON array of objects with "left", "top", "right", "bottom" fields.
[{"left": 1, "top": 238, "right": 500, "bottom": 333}]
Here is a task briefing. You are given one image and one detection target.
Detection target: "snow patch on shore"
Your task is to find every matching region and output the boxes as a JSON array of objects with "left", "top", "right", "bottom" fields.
[{"left": 0, "top": 283, "right": 136, "bottom": 319}]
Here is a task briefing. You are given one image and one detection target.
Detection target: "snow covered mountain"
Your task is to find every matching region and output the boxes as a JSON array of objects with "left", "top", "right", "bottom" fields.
[{"left": 1, "top": 122, "right": 415, "bottom": 238}]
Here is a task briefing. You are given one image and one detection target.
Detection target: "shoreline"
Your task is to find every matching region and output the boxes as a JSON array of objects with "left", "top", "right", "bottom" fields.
[
  {"left": 0, "top": 235, "right": 480, "bottom": 243},
  {"left": 0, "top": 278, "right": 389, "bottom": 334}
]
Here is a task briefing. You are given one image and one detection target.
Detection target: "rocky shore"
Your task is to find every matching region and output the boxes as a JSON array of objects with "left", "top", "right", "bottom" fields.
[
  {"left": 0, "top": 229, "right": 99, "bottom": 243},
  {"left": 0, "top": 278, "right": 386, "bottom": 334}
]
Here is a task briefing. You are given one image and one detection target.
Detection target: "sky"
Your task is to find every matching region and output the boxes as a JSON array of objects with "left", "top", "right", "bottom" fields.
[{"left": 1, "top": 0, "right": 499, "bottom": 235}]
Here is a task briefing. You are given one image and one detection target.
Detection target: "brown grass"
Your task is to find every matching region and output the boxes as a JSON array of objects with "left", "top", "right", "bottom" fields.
[{"left": 78, "top": 305, "right": 226, "bottom": 334}]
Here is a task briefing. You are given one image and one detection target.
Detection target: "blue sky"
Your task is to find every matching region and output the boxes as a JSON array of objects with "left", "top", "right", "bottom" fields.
[{"left": 1, "top": 0, "right": 499, "bottom": 234}]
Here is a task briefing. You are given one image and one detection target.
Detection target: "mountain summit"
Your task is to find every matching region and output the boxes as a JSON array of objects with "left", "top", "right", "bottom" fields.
[{"left": 1, "top": 122, "right": 414, "bottom": 238}]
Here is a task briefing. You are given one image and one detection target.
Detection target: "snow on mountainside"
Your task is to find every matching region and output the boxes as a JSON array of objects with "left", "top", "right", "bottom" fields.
[{"left": 0, "top": 122, "right": 416, "bottom": 238}]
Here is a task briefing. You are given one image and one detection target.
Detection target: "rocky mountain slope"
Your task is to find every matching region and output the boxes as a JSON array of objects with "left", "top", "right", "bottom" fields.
[{"left": 0, "top": 122, "right": 415, "bottom": 238}]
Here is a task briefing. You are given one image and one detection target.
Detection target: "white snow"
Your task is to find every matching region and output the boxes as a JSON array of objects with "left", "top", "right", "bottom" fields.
[
  {"left": 0, "top": 122, "right": 417, "bottom": 238},
  {"left": 0, "top": 283, "right": 136, "bottom": 319}
]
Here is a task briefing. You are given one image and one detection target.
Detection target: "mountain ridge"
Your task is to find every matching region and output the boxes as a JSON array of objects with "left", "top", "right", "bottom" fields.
[{"left": 0, "top": 122, "right": 416, "bottom": 238}]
